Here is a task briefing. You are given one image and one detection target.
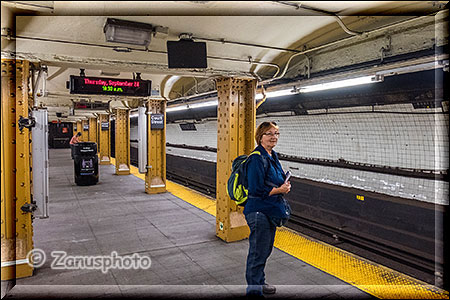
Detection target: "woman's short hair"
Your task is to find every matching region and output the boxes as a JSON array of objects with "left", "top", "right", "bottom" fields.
[
  {"left": 255, "top": 121, "right": 279, "bottom": 145},
  {"left": 77, "top": 132, "right": 82, "bottom": 136}
]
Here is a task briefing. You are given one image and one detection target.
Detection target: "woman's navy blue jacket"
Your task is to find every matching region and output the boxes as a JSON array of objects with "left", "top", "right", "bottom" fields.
[{"left": 243, "top": 144, "right": 287, "bottom": 219}]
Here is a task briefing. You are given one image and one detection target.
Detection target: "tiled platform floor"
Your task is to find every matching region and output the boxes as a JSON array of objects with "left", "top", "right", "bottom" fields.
[{"left": 2, "top": 149, "right": 373, "bottom": 299}]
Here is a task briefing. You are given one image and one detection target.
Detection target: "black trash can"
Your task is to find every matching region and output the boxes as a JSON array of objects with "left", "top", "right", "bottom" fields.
[{"left": 73, "top": 142, "right": 99, "bottom": 186}]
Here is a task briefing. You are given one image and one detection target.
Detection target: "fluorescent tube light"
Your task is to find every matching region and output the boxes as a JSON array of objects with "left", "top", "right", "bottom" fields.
[
  {"left": 188, "top": 100, "right": 218, "bottom": 109},
  {"left": 299, "top": 75, "right": 380, "bottom": 93},
  {"left": 166, "top": 105, "right": 188, "bottom": 112},
  {"left": 255, "top": 75, "right": 381, "bottom": 99},
  {"left": 166, "top": 99, "right": 218, "bottom": 112},
  {"left": 167, "top": 75, "right": 382, "bottom": 113},
  {"left": 255, "top": 89, "right": 294, "bottom": 100}
]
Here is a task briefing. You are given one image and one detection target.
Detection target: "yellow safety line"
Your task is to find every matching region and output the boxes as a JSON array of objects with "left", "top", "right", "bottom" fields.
[
  {"left": 274, "top": 227, "right": 448, "bottom": 299},
  {"left": 109, "top": 159, "right": 449, "bottom": 299}
]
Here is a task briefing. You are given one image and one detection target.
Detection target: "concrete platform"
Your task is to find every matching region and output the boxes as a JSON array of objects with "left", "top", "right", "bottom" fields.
[{"left": 1, "top": 149, "right": 373, "bottom": 299}]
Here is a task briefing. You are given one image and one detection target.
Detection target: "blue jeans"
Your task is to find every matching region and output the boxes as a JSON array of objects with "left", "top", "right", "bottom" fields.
[{"left": 245, "top": 212, "right": 277, "bottom": 296}]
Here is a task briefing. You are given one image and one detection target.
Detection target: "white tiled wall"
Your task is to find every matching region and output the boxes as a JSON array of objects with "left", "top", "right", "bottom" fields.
[
  {"left": 261, "top": 104, "right": 448, "bottom": 171},
  {"left": 166, "top": 122, "right": 217, "bottom": 148},
  {"left": 165, "top": 103, "right": 449, "bottom": 205}
]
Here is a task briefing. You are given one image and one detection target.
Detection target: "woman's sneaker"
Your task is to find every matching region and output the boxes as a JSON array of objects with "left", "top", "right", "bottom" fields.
[{"left": 262, "top": 284, "right": 276, "bottom": 294}]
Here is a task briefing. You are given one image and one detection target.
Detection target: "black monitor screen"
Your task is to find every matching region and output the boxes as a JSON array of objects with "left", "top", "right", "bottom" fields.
[{"left": 167, "top": 40, "right": 207, "bottom": 68}]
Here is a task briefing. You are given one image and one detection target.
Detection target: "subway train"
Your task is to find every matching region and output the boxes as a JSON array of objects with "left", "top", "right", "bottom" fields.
[{"left": 2, "top": 1, "right": 449, "bottom": 296}]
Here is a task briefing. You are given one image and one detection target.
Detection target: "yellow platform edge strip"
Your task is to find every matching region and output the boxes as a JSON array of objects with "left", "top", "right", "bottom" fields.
[{"left": 113, "top": 160, "right": 448, "bottom": 299}]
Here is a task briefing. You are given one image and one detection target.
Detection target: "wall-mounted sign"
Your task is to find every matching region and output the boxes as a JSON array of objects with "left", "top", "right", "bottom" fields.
[
  {"left": 150, "top": 114, "right": 164, "bottom": 130},
  {"left": 101, "top": 122, "right": 109, "bottom": 131},
  {"left": 74, "top": 124, "right": 77, "bottom": 131},
  {"left": 68, "top": 75, "right": 151, "bottom": 97},
  {"left": 83, "top": 123, "right": 89, "bottom": 131},
  {"left": 180, "top": 123, "right": 196, "bottom": 131}
]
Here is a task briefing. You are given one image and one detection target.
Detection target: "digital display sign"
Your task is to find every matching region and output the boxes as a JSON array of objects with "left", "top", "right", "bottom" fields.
[{"left": 69, "top": 76, "right": 152, "bottom": 96}]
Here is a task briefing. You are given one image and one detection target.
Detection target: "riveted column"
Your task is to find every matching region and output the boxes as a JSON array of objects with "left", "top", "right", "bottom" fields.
[
  {"left": 81, "top": 119, "right": 88, "bottom": 141},
  {"left": 215, "top": 77, "right": 257, "bottom": 242},
  {"left": 145, "top": 99, "right": 166, "bottom": 194},
  {"left": 1, "top": 59, "right": 19, "bottom": 280},
  {"left": 73, "top": 121, "right": 78, "bottom": 136},
  {"left": 98, "top": 114, "right": 111, "bottom": 165},
  {"left": 88, "top": 117, "right": 98, "bottom": 144},
  {"left": 76, "top": 120, "right": 82, "bottom": 139},
  {"left": 14, "top": 60, "right": 34, "bottom": 278},
  {"left": 1, "top": 59, "right": 34, "bottom": 279},
  {"left": 115, "top": 109, "right": 130, "bottom": 175}
]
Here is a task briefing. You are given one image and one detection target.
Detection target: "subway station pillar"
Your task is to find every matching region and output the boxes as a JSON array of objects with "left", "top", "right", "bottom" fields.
[
  {"left": 76, "top": 120, "right": 82, "bottom": 139},
  {"left": 88, "top": 117, "right": 98, "bottom": 144},
  {"left": 73, "top": 121, "right": 78, "bottom": 136},
  {"left": 81, "top": 119, "right": 88, "bottom": 141},
  {"left": 1, "top": 59, "right": 34, "bottom": 279},
  {"left": 114, "top": 108, "right": 130, "bottom": 175},
  {"left": 215, "top": 77, "right": 257, "bottom": 242},
  {"left": 145, "top": 100, "right": 167, "bottom": 194},
  {"left": 98, "top": 114, "right": 111, "bottom": 165}
]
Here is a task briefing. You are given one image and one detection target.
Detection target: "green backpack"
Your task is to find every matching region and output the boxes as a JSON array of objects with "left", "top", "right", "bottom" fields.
[{"left": 227, "top": 151, "right": 269, "bottom": 206}]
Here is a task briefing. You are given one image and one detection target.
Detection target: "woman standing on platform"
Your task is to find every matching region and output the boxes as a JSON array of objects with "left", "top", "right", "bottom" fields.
[
  {"left": 70, "top": 132, "right": 82, "bottom": 159},
  {"left": 244, "top": 121, "right": 291, "bottom": 297}
]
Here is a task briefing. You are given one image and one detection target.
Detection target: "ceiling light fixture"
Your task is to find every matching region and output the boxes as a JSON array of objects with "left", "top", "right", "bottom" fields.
[
  {"left": 104, "top": 18, "right": 153, "bottom": 48},
  {"left": 299, "top": 75, "right": 382, "bottom": 93},
  {"left": 166, "top": 100, "right": 218, "bottom": 112},
  {"left": 166, "top": 75, "right": 383, "bottom": 113},
  {"left": 255, "top": 75, "right": 382, "bottom": 99}
]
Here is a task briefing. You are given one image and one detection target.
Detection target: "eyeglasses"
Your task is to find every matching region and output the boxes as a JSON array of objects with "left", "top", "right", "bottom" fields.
[{"left": 263, "top": 132, "right": 280, "bottom": 137}]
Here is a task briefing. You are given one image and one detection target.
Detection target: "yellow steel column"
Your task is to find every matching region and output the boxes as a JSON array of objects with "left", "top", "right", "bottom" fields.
[
  {"left": 98, "top": 114, "right": 111, "bottom": 165},
  {"left": 1, "top": 59, "right": 18, "bottom": 280},
  {"left": 76, "top": 120, "right": 82, "bottom": 139},
  {"left": 215, "top": 77, "right": 257, "bottom": 242},
  {"left": 14, "top": 60, "right": 34, "bottom": 278},
  {"left": 145, "top": 100, "right": 166, "bottom": 194},
  {"left": 81, "top": 119, "right": 88, "bottom": 141},
  {"left": 73, "top": 121, "right": 78, "bottom": 136},
  {"left": 1, "top": 59, "right": 34, "bottom": 279},
  {"left": 115, "top": 109, "right": 130, "bottom": 175},
  {"left": 88, "top": 117, "right": 98, "bottom": 144}
]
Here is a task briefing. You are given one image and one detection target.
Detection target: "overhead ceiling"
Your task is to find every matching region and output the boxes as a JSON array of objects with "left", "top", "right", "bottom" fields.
[{"left": 1, "top": 1, "right": 448, "bottom": 121}]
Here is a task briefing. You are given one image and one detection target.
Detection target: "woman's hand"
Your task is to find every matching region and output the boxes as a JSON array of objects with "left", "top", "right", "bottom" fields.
[
  {"left": 269, "top": 181, "right": 291, "bottom": 196},
  {"left": 279, "top": 181, "right": 291, "bottom": 194}
]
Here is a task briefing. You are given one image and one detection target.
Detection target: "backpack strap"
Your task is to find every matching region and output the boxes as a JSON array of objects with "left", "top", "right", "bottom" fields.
[{"left": 248, "top": 151, "right": 277, "bottom": 188}]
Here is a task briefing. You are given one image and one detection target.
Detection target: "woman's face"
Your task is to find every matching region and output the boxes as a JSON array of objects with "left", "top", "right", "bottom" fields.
[{"left": 260, "top": 126, "right": 279, "bottom": 150}]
